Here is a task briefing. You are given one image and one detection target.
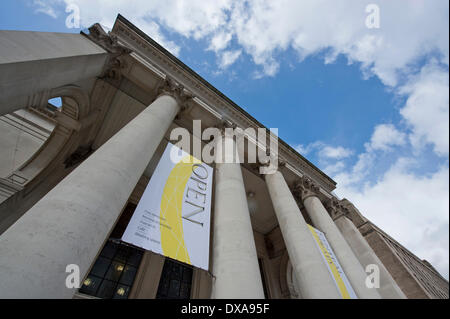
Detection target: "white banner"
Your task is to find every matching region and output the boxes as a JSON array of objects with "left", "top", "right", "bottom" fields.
[
  {"left": 122, "top": 143, "right": 213, "bottom": 271},
  {"left": 307, "top": 225, "right": 358, "bottom": 299}
]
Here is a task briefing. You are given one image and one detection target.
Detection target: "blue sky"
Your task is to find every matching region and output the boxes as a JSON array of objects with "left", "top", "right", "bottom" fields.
[{"left": 1, "top": 0, "right": 448, "bottom": 279}]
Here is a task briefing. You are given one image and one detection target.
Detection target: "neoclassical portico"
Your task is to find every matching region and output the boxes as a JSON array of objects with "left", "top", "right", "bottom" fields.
[
  {"left": 0, "top": 77, "right": 398, "bottom": 298},
  {"left": 0, "top": 15, "right": 446, "bottom": 300}
]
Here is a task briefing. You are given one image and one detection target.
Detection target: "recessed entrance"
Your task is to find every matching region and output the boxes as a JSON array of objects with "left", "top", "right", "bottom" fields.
[{"left": 156, "top": 258, "right": 193, "bottom": 299}]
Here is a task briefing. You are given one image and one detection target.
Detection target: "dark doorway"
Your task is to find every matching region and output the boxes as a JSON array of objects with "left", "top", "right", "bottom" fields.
[
  {"left": 78, "top": 203, "right": 144, "bottom": 299},
  {"left": 156, "top": 258, "right": 193, "bottom": 299}
]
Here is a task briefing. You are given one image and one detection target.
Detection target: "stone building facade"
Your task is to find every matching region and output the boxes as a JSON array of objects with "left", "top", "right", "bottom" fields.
[{"left": 0, "top": 15, "right": 447, "bottom": 299}]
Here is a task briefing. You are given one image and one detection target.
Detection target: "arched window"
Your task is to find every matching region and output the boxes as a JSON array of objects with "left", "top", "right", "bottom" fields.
[{"left": 48, "top": 97, "right": 63, "bottom": 109}]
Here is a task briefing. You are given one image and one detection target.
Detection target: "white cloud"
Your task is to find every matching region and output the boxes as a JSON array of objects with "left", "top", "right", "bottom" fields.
[
  {"left": 58, "top": 0, "right": 234, "bottom": 56},
  {"left": 35, "top": 1, "right": 448, "bottom": 82},
  {"left": 326, "top": 111, "right": 448, "bottom": 279},
  {"left": 319, "top": 145, "right": 354, "bottom": 159},
  {"left": 295, "top": 141, "right": 322, "bottom": 155},
  {"left": 311, "top": 118, "right": 448, "bottom": 279},
  {"left": 399, "top": 62, "right": 449, "bottom": 156},
  {"left": 218, "top": 50, "right": 241, "bottom": 69},
  {"left": 295, "top": 144, "right": 311, "bottom": 155},
  {"left": 331, "top": 151, "right": 376, "bottom": 187},
  {"left": 323, "top": 161, "right": 345, "bottom": 176},
  {"left": 335, "top": 160, "right": 449, "bottom": 279},
  {"left": 132, "top": 18, "right": 181, "bottom": 56},
  {"left": 295, "top": 141, "right": 353, "bottom": 160},
  {"left": 208, "top": 32, "right": 232, "bottom": 52},
  {"left": 230, "top": 0, "right": 448, "bottom": 84},
  {"left": 33, "top": 0, "right": 59, "bottom": 18},
  {"left": 368, "top": 123, "right": 406, "bottom": 151}
]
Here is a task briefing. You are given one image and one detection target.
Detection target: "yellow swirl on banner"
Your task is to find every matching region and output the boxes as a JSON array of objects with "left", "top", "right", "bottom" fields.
[
  {"left": 307, "top": 225, "right": 351, "bottom": 299},
  {"left": 159, "top": 154, "right": 200, "bottom": 265}
]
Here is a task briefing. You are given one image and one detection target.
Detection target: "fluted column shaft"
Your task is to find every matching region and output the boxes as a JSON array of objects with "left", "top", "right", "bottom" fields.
[
  {"left": 303, "top": 195, "right": 381, "bottom": 299},
  {"left": 210, "top": 132, "right": 265, "bottom": 299},
  {"left": 0, "top": 93, "right": 180, "bottom": 298},
  {"left": 335, "top": 215, "right": 406, "bottom": 298},
  {"left": 265, "top": 171, "right": 341, "bottom": 298}
]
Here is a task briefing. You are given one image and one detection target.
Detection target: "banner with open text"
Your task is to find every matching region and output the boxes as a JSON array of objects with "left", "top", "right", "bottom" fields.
[
  {"left": 122, "top": 142, "right": 213, "bottom": 271},
  {"left": 308, "top": 225, "right": 357, "bottom": 299}
]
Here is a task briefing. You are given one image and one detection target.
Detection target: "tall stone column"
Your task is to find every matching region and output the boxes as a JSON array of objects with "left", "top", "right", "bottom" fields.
[
  {"left": 333, "top": 210, "right": 406, "bottom": 299},
  {"left": 0, "top": 78, "right": 188, "bottom": 298},
  {"left": 299, "top": 178, "right": 381, "bottom": 299},
  {"left": 265, "top": 170, "right": 341, "bottom": 298},
  {"left": 0, "top": 29, "right": 110, "bottom": 116},
  {"left": 210, "top": 129, "right": 265, "bottom": 299}
]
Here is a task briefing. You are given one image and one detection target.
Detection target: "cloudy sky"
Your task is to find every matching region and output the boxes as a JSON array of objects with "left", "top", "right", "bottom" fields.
[{"left": 1, "top": 0, "right": 448, "bottom": 279}]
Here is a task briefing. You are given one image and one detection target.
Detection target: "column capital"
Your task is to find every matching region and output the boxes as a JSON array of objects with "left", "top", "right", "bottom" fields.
[
  {"left": 324, "top": 198, "right": 349, "bottom": 220},
  {"left": 292, "top": 176, "right": 320, "bottom": 202},
  {"left": 156, "top": 76, "right": 194, "bottom": 112},
  {"left": 257, "top": 158, "right": 284, "bottom": 175},
  {"left": 82, "top": 23, "right": 132, "bottom": 82},
  {"left": 339, "top": 198, "right": 368, "bottom": 228},
  {"left": 83, "top": 23, "right": 132, "bottom": 56}
]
